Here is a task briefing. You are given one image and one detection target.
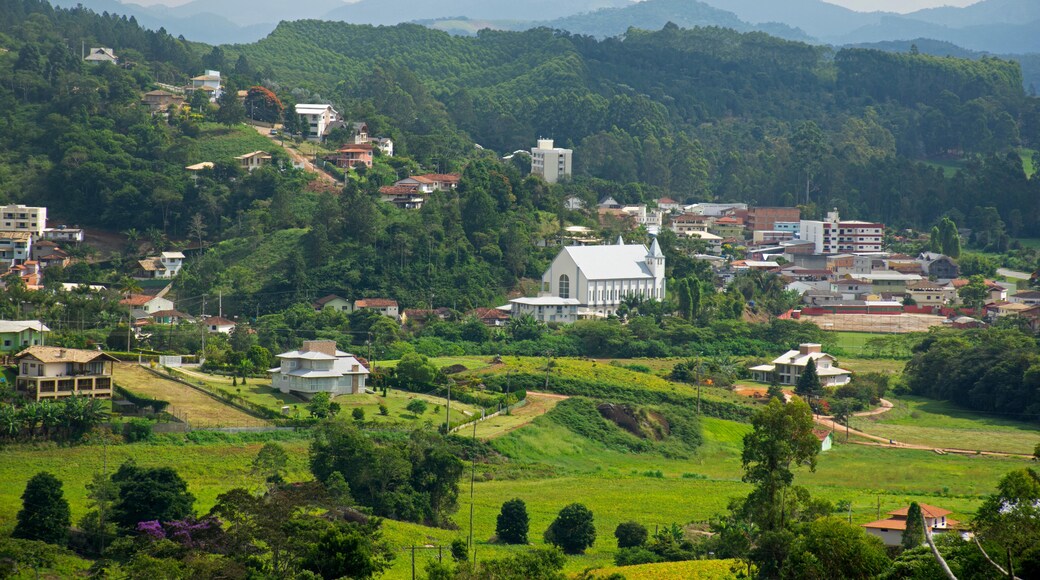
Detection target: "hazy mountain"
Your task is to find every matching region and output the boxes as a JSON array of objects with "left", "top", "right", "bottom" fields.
[
  {"left": 907, "top": 0, "right": 1040, "bottom": 28},
  {"left": 322, "top": 0, "right": 631, "bottom": 26},
  {"left": 840, "top": 15, "right": 1040, "bottom": 54},
  {"left": 530, "top": 0, "right": 811, "bottom": 42},
  {"left": 52, "top": 0, "right": 278, "bottom": 43},
  {"left": 695, "top": 0, "right": 887, "bottom": 38},
  {"left": 146, "top": 0, "right": 344, "bottom": 27}
]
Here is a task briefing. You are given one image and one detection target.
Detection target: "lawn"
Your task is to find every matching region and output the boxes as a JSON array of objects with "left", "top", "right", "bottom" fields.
[
  {"left": 849, "top": 395, "right": 1040, "bottom": 455},
  {"left": 190, "top": 122, "right": 276, "bottom": 163},
  {"left": 332, "top": 388, "right": 479, "bottom": 426},
  {"left": 839, "top": 357, "right": 906, "bottom": 375},
  {"left": 168, "top": 367, "right": 303, "bottom": 412},
  {"left": 114, "top": 363, "right": 262, "bottom": 428},
  {"left": 823, "top": 331, "right": 918, "bottom": 359},
  {"left": 470, "top": 393, "right": 566, "bottom": 440}
]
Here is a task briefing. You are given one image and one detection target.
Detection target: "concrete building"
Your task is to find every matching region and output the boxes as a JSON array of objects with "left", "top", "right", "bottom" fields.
[
  {"left": 0, "top": 205, "right": 46, "bottom": 237},
  {"left": 748, "top": 343, "right": 852, "bottom": 386},
  {"left": 509, "top": 296, "right": 581, "bottom": 324},
  {"left": 0, "top": 320, "right": 49, "bottom": 353},
  {"left": 83, "top": 47, "right": 117, "bottom": 65},
  {"left": 530, "top": 139, "right": 572, "bottom": 183},
  {"left": 296, "top": 104, "right": 340, "bottom": 142},
  {"left": 800, "top": 210, "right": 884, "bottom": 254},
  {"left": 15, "top": 346, "right": 118, "bottom": 401},
  {"left": 269, "top": 340, "right": 369, "bottom": 398},
  {"left": 862, "top": 504, "right": 957, "bottom": 547},
  {"left": 235, "top": 151, "right": 272, "bottom": 172},
  {"left": 189, "top": 70, "right": 222, "bottom": 101}
]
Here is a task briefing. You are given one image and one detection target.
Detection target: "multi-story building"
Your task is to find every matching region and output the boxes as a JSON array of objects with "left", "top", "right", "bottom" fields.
[
  {"left": 269, "top": 340, "right": 369, "bottom": 398},
  {"left": 295, "top": 104, "right": 340, "bottom": 142},
  {"left": 0, "top": 205, "right": 46, "bottom": 237},
  {"left": 235, "top": 151, "right": 272, "bottom": 172},
  {"left": 747, "top": 207, "right": 800, "bottom": 231},
  {"left": 15, "top": 346, "right": 117, "bottom": 401},
  {"left": 747, "top": 343, "right": 851, "bottom": 386},
  {"left": 800, "top": 210, "right": 884, "bottom": 254},
  {"left": 530, "top": 139, "right": 572, "bottom": 183},
  {"left": 189, "top": 70, "right": 222, "bottom": 101}
]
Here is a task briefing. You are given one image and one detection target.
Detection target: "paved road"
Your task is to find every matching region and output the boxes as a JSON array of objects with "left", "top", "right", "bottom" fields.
[{"left": 998, "top": 267, "right": 1032, "bottom": 280}]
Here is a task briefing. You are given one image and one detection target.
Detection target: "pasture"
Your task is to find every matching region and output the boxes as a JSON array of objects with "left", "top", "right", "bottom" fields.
[{"left": 113, "top": 363, "right": 261, "bottom": 428}]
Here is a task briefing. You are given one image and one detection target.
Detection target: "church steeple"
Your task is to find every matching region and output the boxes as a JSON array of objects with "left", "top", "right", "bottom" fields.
[
  {"left": 646, "top": 236, "right": 665, "bottom": 278},
  {"left": 616, "top": 235, "right": 625, "bottom": 245}
]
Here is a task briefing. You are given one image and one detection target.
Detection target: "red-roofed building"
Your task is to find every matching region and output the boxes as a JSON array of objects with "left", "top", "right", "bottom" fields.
[
  {"left": 862, "top": 504, "right": 958, "bottom": 547},
  {"left": 329, "top": 144, "right": 374, "bottom": 168},
  {"left": 394, "top": 173, "right": 461, "bottom": 194},
  {"left": 354, "top": 298, "right": 399, "bottom": 319},
  {"left": 469, "top": 307, "right": 510, "bottom": 327},
  {"left": 120, "top": 293, "right": 174, "bottom": 314}
]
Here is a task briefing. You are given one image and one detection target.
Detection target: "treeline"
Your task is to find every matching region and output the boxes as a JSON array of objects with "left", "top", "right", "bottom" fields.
[{"left": 903, "top": 327, "right": 1040, "bottom": 422}]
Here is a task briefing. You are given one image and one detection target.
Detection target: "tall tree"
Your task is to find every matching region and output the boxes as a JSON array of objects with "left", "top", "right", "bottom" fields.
[
  {"left": 111, "top": 461, "right": 195, "bottom": 530},
  {"left": 13, "top": 472, "right": 71, "bottom": 545},
  {"left": 902, "top": 502, "right": 925, "bottom": 549},
  {"left": 795, "top": 358, "right": 822, "bottom": 400},
  {"left": 496, "top": 498, "right": 530, "bottom": 545}
]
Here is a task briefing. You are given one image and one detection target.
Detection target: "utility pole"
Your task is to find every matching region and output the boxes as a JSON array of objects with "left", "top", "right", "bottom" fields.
[
  {"left": 468, "top": 418, "right": 477, "bottom": 558},
  {"left": 218, "top": 291, "right": 222, "bottom": 319},
  {"left": 544, "top": 350, "right": 553, "bottom": 390},
  {"left": 445, "top": 380, "right": 451, "bottom": 433},
  {"left": 201, "top": 295, "right": 207, "bottom": 361}
]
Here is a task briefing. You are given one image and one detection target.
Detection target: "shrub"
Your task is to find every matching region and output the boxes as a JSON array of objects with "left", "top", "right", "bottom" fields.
[
  {"left": 496, "top": 499, "right": 529, "bottom": 545},
  {"left": 544, "top": 503, "right": 595, "bottom": 555},
  {"left": 123, "top": 418, "right": 153, "bottom": 443},
  {"left": 406, "top": 399, "right": 428, "bottom": 415},
  {"left": 614, "top": 546, "right": 663, "bottom": 566},
  {"left": 614, "top": 521, "right": 648, "bottom": 549},
  {"left": 13, "top": 472, "right": 70, "bottom": 545},
  {"left": 351, "top": 408, "right": 365, "bottom": 422},
  {"left": 451, "top": 538, "right": 468, "bottom": 562},
  {"left": 378, "top": 404, "right": 389, "bottom": 416}
]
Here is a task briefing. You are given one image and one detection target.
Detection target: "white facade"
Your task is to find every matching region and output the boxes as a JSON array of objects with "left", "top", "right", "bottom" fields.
[
  {"left": 530, "top": 237, "right": 666, "bottom": 320},
  {"left": 0, "top": 232, "right": 31, "bottom": 264},
  {"left": 190, "top": 70, "right": 222, "bottom": 101},
  {"left": 269, "top": 340, "right": 369, "bottom": 398},
  {"left": 684, "top": 203, "right": 747, "bottom": 217},
  {"left": 748, "top": 343, "right": 851, "bottom": 386},
  {"left": 530, "top": 139, "right": 572, "bottom": 183},
  {"left": 296, "top": 104, "right": 340, "bottom": 142},
  {"left": 0, "top": 205, "right": 47, "bottom": 237},
  {"left": 43, "top": 227, "right": 84, "bottom": 243},
  {"left": 509, "top": 296, "right": 581, "bottom": 324},
  {"left": 159, "top": 252, "right": 184, "bottom": 278},
  {"left": 800, "top": 210, "right": 884, "bottom": 254}
]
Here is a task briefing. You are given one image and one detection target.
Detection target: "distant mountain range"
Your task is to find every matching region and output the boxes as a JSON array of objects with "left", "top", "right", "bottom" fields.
[{"left": 63, "top": 0, "right": 1040, "bottom": 87}]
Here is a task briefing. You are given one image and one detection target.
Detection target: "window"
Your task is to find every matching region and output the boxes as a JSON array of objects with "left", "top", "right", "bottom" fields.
[{"left": 559, "top": 274, "right": 570, "bottom": 299}]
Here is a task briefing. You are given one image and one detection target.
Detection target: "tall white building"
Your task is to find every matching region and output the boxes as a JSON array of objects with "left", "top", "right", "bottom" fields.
[
  {"left": 511, "top": 237, "right": 666, "bottom": 322},
  {"left": 530, "top": 139, "right": 572, "bottom": 183},
  {"left": 295, "top": 104, "right": 340, "bottom": 142},
  {"left": 800, "top": 210, "right": 884, "bottom": 255},
  {"left": 0, "top": 205, "right": 46, "bottom": 237},
  {"left": 269, "top": 340, "right": 369, "bottom": 398}
]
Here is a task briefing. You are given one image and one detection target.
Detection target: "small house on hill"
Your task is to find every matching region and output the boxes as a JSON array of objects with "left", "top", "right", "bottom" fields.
[
  {"left": 15, "top": 346, "right": 118, "bottom": 401},
  {"left": 862, "top": 504, "right": 957, "bottom": 547},
  {"left": 813, "top": 429, "right": 832, "bottom": 452},
  {"left": 313, "top": 294, "right": 353, "bottom": 313},
  {"left": 354, "top": 298, "right": 399, "bottom": 319},
  {"left": 84, "top": 47, "right": 118, "bottom": 65},
  {"left": 269, "top": 340, "right": 369, "bottom": 398},
  {"left": 748, "top": 343, "right": 851, "bottom": 387}
]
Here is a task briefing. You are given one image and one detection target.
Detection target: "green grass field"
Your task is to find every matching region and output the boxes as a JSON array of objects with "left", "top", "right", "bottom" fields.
[
  {"left": 190, "top": 122, "right": 276, "bottom": 164},
  {"left": 849, "top": 395, "right": 1040, "bottom": 455},
  {"left": 168, "top": 367, "right": 303, "bottom": 412},
  {"left": 1020, "top": 148, "right": 1038, "bottom": 178}
]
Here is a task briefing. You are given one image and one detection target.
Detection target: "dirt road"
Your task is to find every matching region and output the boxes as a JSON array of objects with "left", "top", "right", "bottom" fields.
[
  {"left": 249, "top": 124, "right": 340, "bottom": 187},
  {"left": 470, "top": 391, "right": 568, "bottom": 440}
]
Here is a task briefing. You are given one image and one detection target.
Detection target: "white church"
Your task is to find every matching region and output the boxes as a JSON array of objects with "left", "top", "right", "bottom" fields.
[{"left": 510, "top": 237, "right": 666, "bottom": 323}]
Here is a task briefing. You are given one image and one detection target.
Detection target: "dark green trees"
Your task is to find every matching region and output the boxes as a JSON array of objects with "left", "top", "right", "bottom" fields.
[
  {"left": 901, "top": 502, "right": 925, "bottom": 549},
  {"left": 795, "top": 358, "right": 822, "bottom": 400},
  {"left": 111, "top": 461, "right": 195, "bottom": 530},
  {"left": 496, "top": 498, "right": 530, "bottom": 545},
  {"left": 614, "top": 521, "right": 648, "bottom": 549},
  {"left": 13, "top": 472, "right": 71, "bottom": 545},
  {"left": 544, "top": 503, "right": 596, "bottom": 555}
]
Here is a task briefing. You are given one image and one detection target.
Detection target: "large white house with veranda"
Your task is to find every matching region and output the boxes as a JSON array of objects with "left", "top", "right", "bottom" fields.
[{"left": 510, "top": 237, "right": 666, "bottom": 323}]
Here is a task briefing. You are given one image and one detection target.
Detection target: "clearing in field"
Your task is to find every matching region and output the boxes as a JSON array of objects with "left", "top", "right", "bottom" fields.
[
  {"left": 469, "top": 391, "right": 567, "bottom": 440},
  {"left": 802, "top": 312, "right": 946, "bottom": 333},
  {"left": 113, "top": 363, "right": 263, "bottom": 428}
]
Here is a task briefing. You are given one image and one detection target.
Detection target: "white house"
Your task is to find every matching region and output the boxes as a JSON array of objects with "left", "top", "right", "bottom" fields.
[
  {"left": 136, "top": 252, "right": 184, "bottom": 279},
  {"left": 43, "top": 227, "right": 84, "bottom": 243},
  {"left": 269, "top": 340, "right": 369, "bottom": 398},
  {"left": 354, "top": 298, "right": 399, "bottom": 319},
  {"left": 862, "top": 504, "right": 957, "bottom": 547},
  {"left": 235, "top": 151, "right": 272, "bottom": 172},
  {"left": 120, "top": 294, "right": 175, "bottom": 314},
  {"left": 313, "top": 294, "right": 354, "bottom": 313},
  {"left": 295, "top": 104, "right": 340, "bottom": 142},
  {"left": 563, "top": 196, "right": 586, "bottom": 211},
  {"left": 1009, "top": 290, "right": 1040, "bottom": 306},
  {"left": 84, "top": 47, "right": 118, "bottom": 65},
  {"left": 0, "top": 205, "right": 47, "bottom": 237},
  {"left": 748, "top": 343, "right": 851, "bottom": 386},
  {"left": 374, "top": 137, "right": 394, "bottom": 157},
  {"left": 202, "top": 316, "right": 236, "bottom": 334},
  {"left": 190, "top": 70, "right": 222, "bottom": 101},
  {"left": 514, "top": 237, "right": 666, "bottom": 320}
]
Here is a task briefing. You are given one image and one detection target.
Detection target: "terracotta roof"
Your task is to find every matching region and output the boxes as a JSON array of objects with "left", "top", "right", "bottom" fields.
[
  {"left": 150, "top": 309, "right": 192, "bottom": 320},
  {"left": 203, "top": 316, "right": 235, "bottom": 326},
  {"left": 470, "top": 308, "right": 510, "bottom": 320},
  {"left": 355, "top": 298, "right": 398, "bottom": 308},
  {"left": 338, "top": 144, "right": 374, "bottom": 152},
  {"left": 314, "top": 294, "right": 347, "bottom": 307},
  {"left": 15, "top": 345, "right": 118, "bottom": 364},
  {"left": 120, "top": 294, "right": 158, "bottom": 307},
  {"left": 658, "top": 197, "right": 678, "bottom": 204},
  {"left": 419, "top": 173, "right": 461, "bottom": 183},
  {"left": 812, "top": 428, "right": 832, "bottom": 442},
  {"left": 889, "top": 504, "right": 953, "bottom": 518},
  {"left": 379, "top": 185, "right": 421, "bottom": 196}
]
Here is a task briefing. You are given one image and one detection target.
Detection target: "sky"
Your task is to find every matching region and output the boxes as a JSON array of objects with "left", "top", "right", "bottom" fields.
[{"left": 824, "top": 0, "right": 978, "bottom": 12}]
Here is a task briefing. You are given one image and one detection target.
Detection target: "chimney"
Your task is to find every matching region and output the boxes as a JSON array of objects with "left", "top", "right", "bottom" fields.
[
  {"left": 302, "top": 340, "right": 337, "bottom": 356},
  {"left": 58, "top": 349, "right": 66, "bottom": 358},
  {"left": 799, "top": 343, "right": 822, "bottom": 355}
]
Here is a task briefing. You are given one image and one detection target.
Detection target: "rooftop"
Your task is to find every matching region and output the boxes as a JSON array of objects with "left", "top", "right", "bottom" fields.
[
  {"left": 558, "top": 243, "right": 657, "bottom": 280},
  {"left": 15, "top": 345, "right": 117, "bottom": 364}
]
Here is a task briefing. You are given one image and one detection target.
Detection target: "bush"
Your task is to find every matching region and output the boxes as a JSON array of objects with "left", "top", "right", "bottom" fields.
[
  {"left": 123, "top": 418, "right": 153, "bottom": 443},
  {"left": 615, "top": 546, "right": 663, "bottom": 566},
  {"left": 544, "top": 503, "right": 595, "bottom": 555},
  {"left": 496, "top": 499, "right": 529, "bottom": 545},
  {"left": 378, "top": 404, "right": 389, "bottom": 416},
  {"left": 451, "top": 538, "right": 468, "bottom": 562},
  {"left": 13, "top": 472, "right": 71, "bottom": 546},
  {"left": 351, "top": 408, "right": 365, "bottom": 422},
  {"left": 614, "top": 521, "right": 648, "bottom": 549},
  {"left": 406, "top": 399, "right": 428, "bottom": 415}
]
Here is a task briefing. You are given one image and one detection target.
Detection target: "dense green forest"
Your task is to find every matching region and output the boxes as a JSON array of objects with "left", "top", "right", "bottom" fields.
[{"left": 0, "top": 0, "right": 1039, "bottom": 313}]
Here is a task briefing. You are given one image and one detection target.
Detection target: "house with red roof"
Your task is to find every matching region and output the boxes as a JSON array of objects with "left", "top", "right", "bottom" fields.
[
  {"left": 354, "top": 298, "right": 399, "bottom": 320},
  {"left": 862, "top": 504, "right": 958, "bottom": 547}
]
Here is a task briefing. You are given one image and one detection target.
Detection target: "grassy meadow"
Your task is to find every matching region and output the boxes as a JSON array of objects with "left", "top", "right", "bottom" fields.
[
  {"left": 190, "top": 122, "right": 277, "bottom": 163},
  {"left": 2, "top": 355, "right": 1037, "bottom": 578}
]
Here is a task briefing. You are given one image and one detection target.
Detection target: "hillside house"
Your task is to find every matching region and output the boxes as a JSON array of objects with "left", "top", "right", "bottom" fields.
[
  {"left": 656, "top": 197, "right": 682, "bottom": 212},
  {"left": 1009, "top": 290, "right": 1040, "bottom": 306},
  {"left": 202, "top": 316, "right": 236, "bottom": 334},
  {"left": 189, "top": 70, "right": 222, "bottom": 101},
  {"left": 120, "top": 294, "right": 174, "bottom": 314},
  {"left": 917, "top": 252, "right": 959, "bottom": 279},
  {"left": 296, "top": 104, "right": 340, "bottom": 142},
  {"left": 862, "top": 504, "right": 957, "bottom": 547},
  {"left": 135, "top": 252, "right": 184, "bottom": 279},
  {"left": 84, "top": 47, "right": 118, "bottom": 65},
  {"left": 394, "top": 174, "right": 461, "bottom": 193},
  {"left": 374, "top": 137, "right": 394, "bottom": 157},
  {"left": 313, "top": 294, "right": 353, "bottom": 313},
  {"left": 378, "top": 186, "right": 427, "bottom": 209},
  {"left": 0, "top": 320, "right": 49, "bottom": 353},
  {"left": 469, "top": 307, "right": 510, "bottom": 327},
  {"left": 354, "top": 299, "right": 399, "bottom": 319},
  {"left": 235, "top": 151, "right": 272, "bottom": 172},
  {"left": 330, "top": 144, "right": 373, "bottom": 168},
  {"left": 149, "top": 310, "right": 193, "bottom": 325},
  {"left": 748, "top": 343, "right": 851, "bottom": 386},
  {"left": 15, "top": 346, "right": 118, "bottom": 401},
  {"left": 0, "top": 232, "right": 32, "bottom": 265},
  {"left": 269, "top": 340, "right": 369, "bottom": 398},
  {"left": 814, "top": 429, "right": 833, "bottom": 452},
  {"left": 509, "top": 296, "right": 581, "bottom": 324},
  {"left": 141, "top": 90, "right": 186, "bottom": 113},
  {"left": 42, "top": 227, "right": 84, "bottom": 243}
]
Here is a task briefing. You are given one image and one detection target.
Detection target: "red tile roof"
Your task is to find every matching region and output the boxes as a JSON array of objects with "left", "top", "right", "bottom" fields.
[
  {"left": 356, "top": 298, "right": 398, "bottom": 308},
  {"left": 120, "top": 294, "right": 156, "bottom": 307}
]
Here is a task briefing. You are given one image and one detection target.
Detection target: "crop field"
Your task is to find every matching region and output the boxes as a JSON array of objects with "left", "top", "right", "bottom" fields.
[
  {"left": 804, "top": 312, "right": 945, "bottom": 333},
  {"left": 849, "top": 395, "right": 1040, "bottom": 455},
  {"left": 113, "top": 363, "right": 262, "bottom": 428}
]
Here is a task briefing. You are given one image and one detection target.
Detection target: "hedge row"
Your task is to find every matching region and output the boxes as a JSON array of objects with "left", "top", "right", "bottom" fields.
[{"left": 113, "top": 385, "right": 170, "bottom": 414}]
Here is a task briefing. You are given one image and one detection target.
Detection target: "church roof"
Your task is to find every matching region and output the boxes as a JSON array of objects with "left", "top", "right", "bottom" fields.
[{"left": 560, "top": 244, "right": 656, "bottom": 281}]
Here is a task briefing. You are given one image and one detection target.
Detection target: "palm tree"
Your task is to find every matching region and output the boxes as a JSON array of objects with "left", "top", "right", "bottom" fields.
[
  {"left": 122, "top": 228, "right": 140, "bottom": 257},
  {"left": 118, "top": 276, "right": 142, "bottom": 297}
]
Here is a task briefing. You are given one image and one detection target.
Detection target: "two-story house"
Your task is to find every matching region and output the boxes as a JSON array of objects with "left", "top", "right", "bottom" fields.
[
  {"left": 748, "top": 343, "right": 851, "bottom": 386},
  {"left": 862, "top": 504, "right": 957, "bottom": 547},
  {"left": 189, "top": 70, "right": 222, "bottom": 101},
  {"left": 0, "top": 320, "right": 49, "bottom": 353},
  {"left": 136, "top": 252, "right": 185, "bottom": 279},
  {"left": 235, "top": 151, "right": 272, "bottom": 172},
  {"left": 295, "top": 104, "right": 340, "bottom": 142},
  {"left": 269, "top": 340, "right": 370, "bottom": 398},
  {"left": 15, "top": 346, "right": 118, "bottom": 401}
]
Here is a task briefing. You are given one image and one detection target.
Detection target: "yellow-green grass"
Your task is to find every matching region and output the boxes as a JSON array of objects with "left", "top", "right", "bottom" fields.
[
  {"left": 191, "top": 122, "right": 277, "bottom": 163},
  {"left": 332, "top": 389, "right": 479, "bottom": 425},
  {"left": 114, "top": 363, "right": 261, "bottom": 428},
  {"left": 848, "top": 395, "right": 1040, "bottom": 455},
  {"left": 167, "top": 367, "right": 302, "bottom": 411},
  {"left": 1014, "top": 238, "right": 1040, "bottom": 250},
  {"left": 585, "top": 559, "right": 742, "bottom": 579},
  {"left": 470, "top": 394, "right": 565, "bottom": 440},
  {"left": 376, "top": 356, "right": 493, "bottom": 373},
  {"left": 839, "top": 357, "right": 906, "bottom": 375},
  {"left": 1020, "top": 148, "right": 1037, "bottom": 178}
]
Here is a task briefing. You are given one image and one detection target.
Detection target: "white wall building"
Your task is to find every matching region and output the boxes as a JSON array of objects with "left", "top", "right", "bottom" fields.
[
  {"left": 530, "top": 139, "right": 572, "bottom": 183},
  {"left": 0, "top": 205, "right": 47, "bottom": 237},
  {"left": 269, "top": 340, "right": 369, "bottom": 398},
  {"left": 296, "top": 104, "right": 340, "bottom": 142},
  {"left": 190, "top": 70, "right": 222, "bottom": 101},
  {"left": 800, "top": 210, "right": 884, "bottom": 254},
  {"left": 514, "top": 237, "right": 666, "bottom": 320},
  {"left": 509, "top": 296, "right": 581, "bottom": 324}
]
